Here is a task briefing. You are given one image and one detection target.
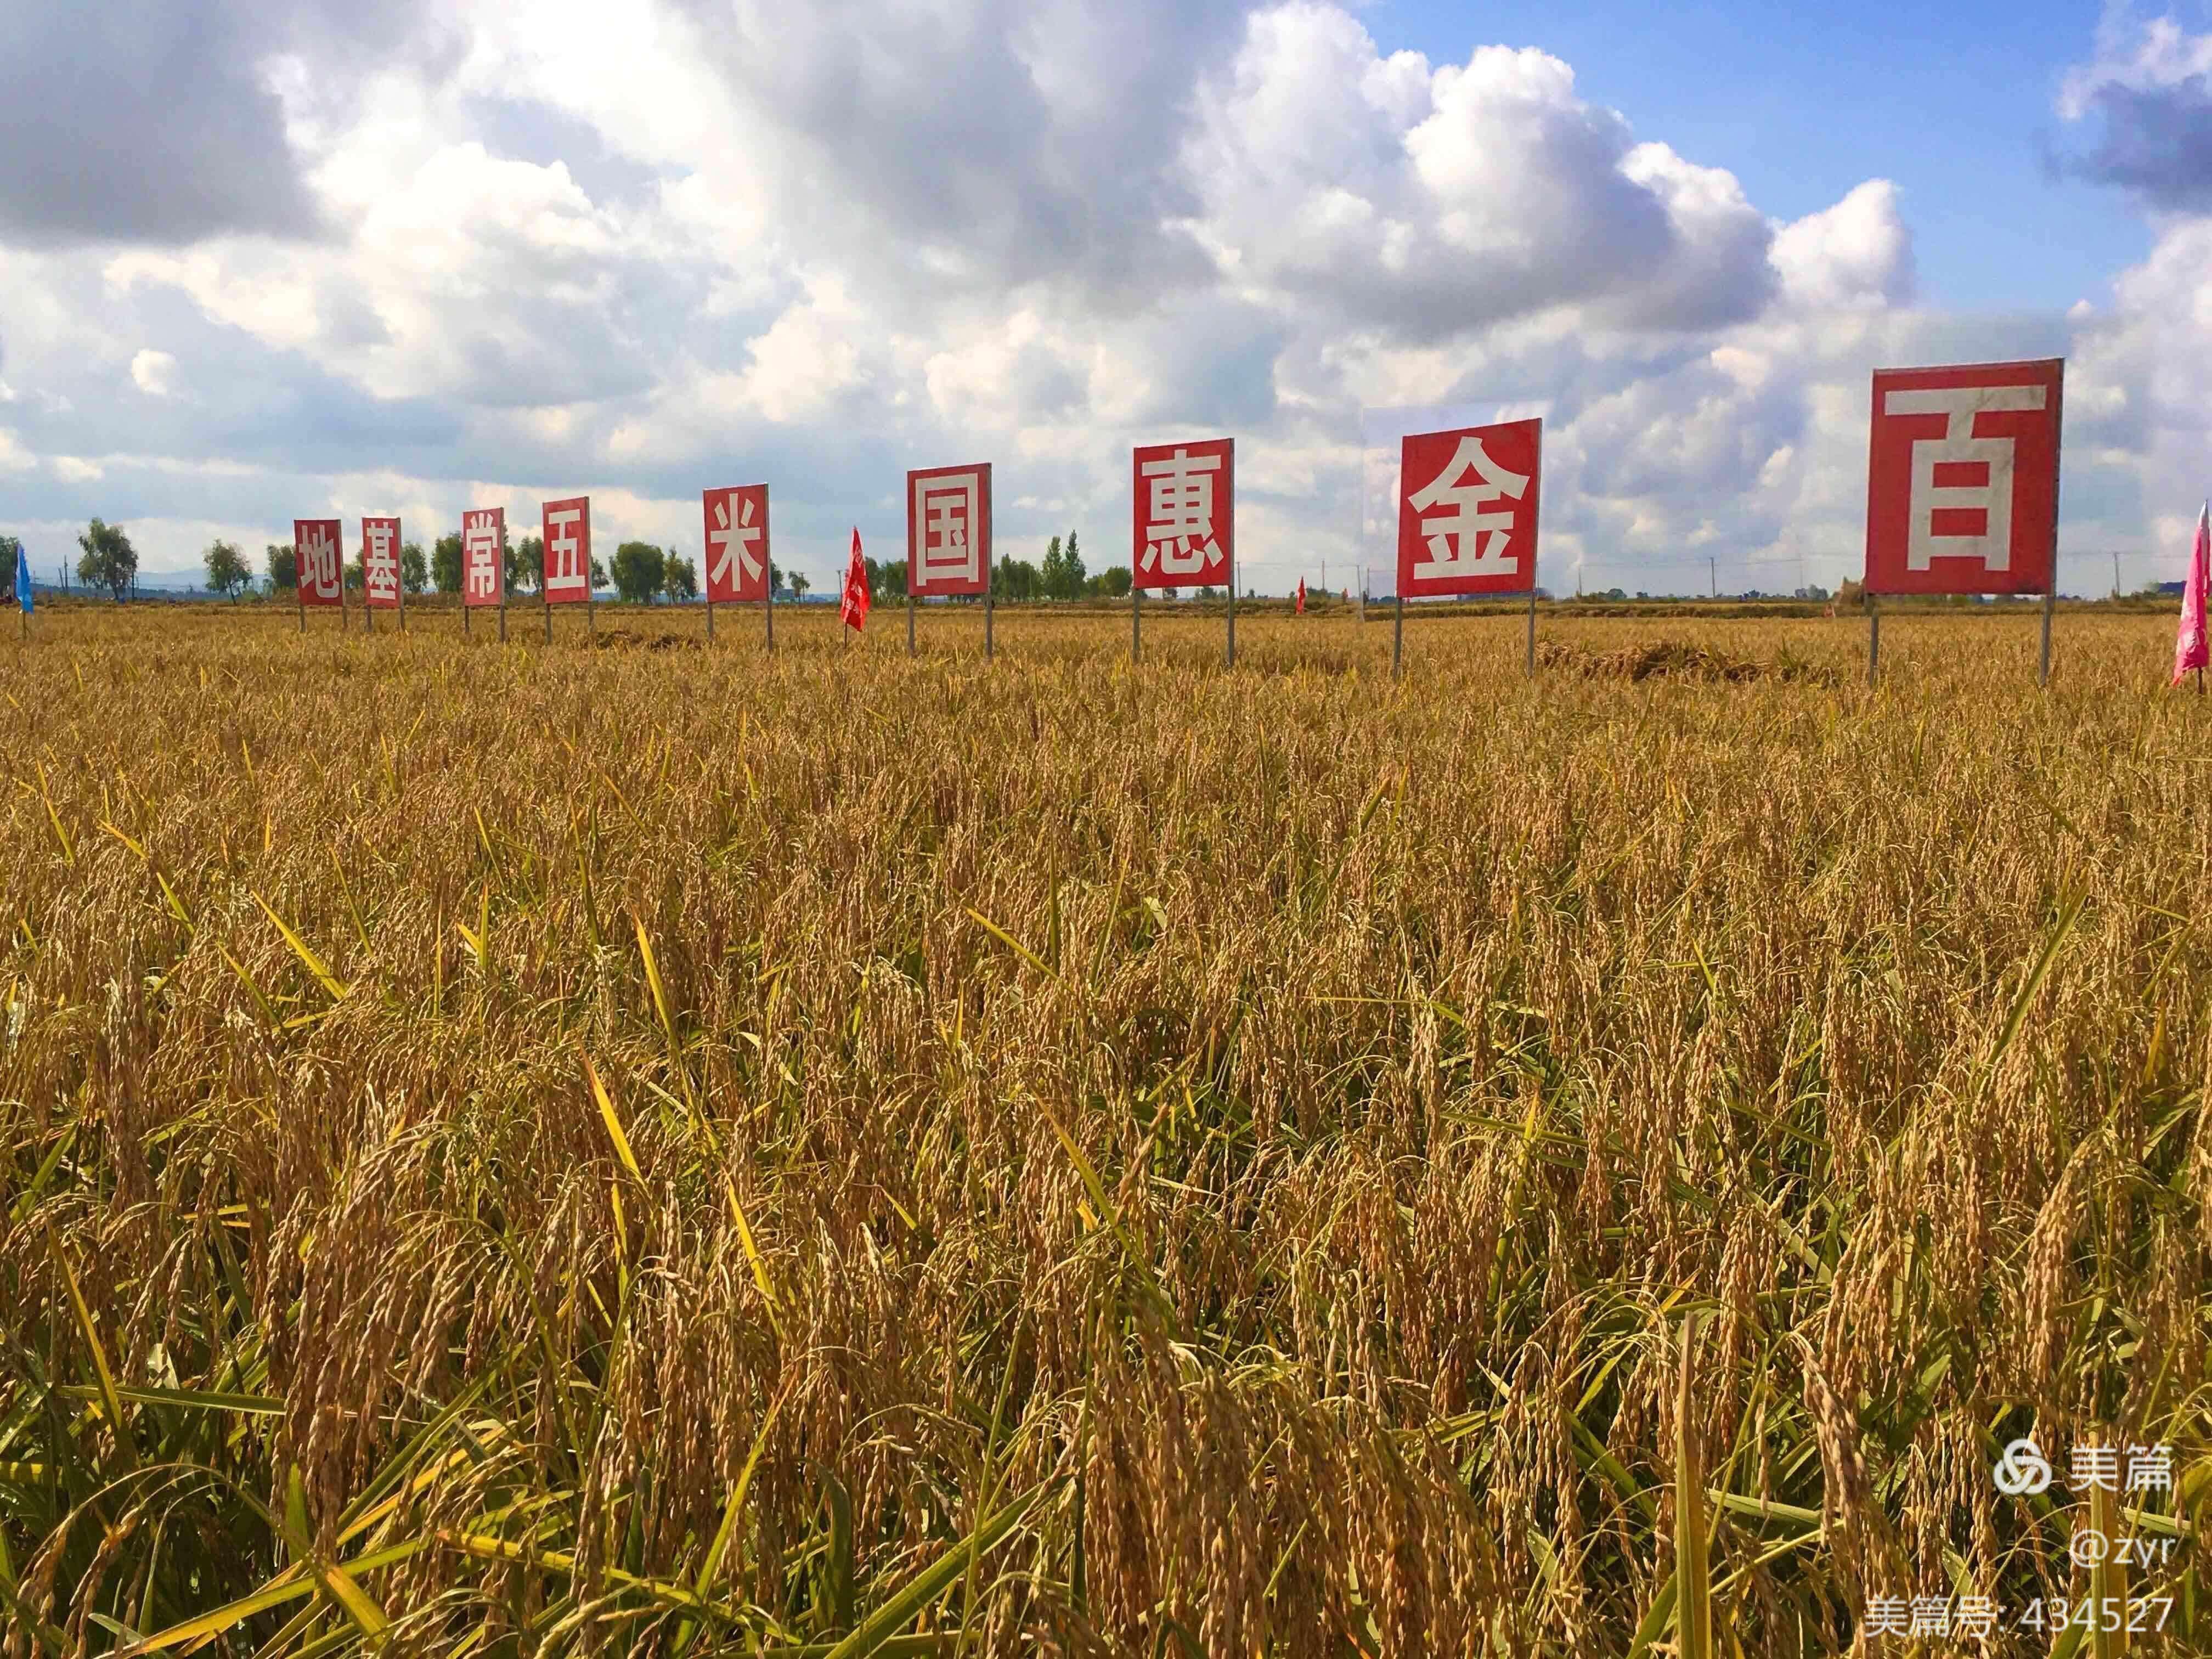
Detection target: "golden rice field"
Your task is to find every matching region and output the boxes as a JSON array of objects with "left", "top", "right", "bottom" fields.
[{"left": 2, "top": 602, "right": 2206, "bottom": 1657}]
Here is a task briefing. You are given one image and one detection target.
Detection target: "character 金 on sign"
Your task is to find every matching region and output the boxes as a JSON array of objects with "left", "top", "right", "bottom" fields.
[
  {"left": 542, "top": 497, "right": 592, "bottom": 604},
  {"left": 1865, "top": 358, "right": 2063, "bottom": 595},
  {"left": 296, "top": 518, "right": 343, "bottom": 607},
  {"left": 907, "top": 464, "right": 991, "bottom": 596},
  {"left": 1132, "top": 438, "right": 1233, "bottom": 589},
  {"left": 362, "top": 516, "right": 402, "bottom": 609},
  {"left": 1396, "top": 417, "right": 1542, "bottom": 598},
  {"left": 462, "top": 508, "right": 505, "bottom": 606},
  {"left": 704, "top": 486, "right": 770, "bottom": 603}
]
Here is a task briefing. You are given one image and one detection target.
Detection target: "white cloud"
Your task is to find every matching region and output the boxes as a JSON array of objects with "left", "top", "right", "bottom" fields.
[{"left": 131, "top": 349, "right": 178, "bottom": 396}]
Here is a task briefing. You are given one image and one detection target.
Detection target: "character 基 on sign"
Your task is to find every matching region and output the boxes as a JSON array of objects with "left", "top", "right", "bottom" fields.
[{"left": 362, "top": 515, "right": 403, "bottom": 629}]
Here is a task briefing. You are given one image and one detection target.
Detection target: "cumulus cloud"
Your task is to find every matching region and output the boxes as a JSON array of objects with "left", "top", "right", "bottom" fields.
[{"left": 2055, "top": 9, "right": 2212, "bottom": 209}]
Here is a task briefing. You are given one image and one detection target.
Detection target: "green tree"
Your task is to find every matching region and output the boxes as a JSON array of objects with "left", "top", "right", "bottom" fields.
[
  {"left": 510, "top": 536, "right": 544, "bottom": 594},
  {"left": 788, "top": 569, "right": 810, "bottom": 600},
  {"left": 611, "top": 541, "right": 666, "bottom": 602},
  {"left": 1090, "top": 565, "right": 1131, "bottom": 599},
  {"left": 864, "top": 556, "right": 907, "bottom": 601},
  {"left": 1039, "top": 534, "right": 1065, "bottom": 599},
  {"left": 663, "top": 554, "right": 698, "bottom": 602},
  {"left": 0, "top": 534, "right": 21, "bottom": 596},
  {"left": 590, "top": 554, "right": 610, "bottom": 594},
  {"left": 1062, "top": 530, "right": 1085, "bottom": 597},
  {"left": 203, "top": 538, "right": 252, "bottom": 600},
  {"left": 400, "top": 541, "right": 428, "bottom": 595},
  {"left": 344, "top": 554, "right": 365, "bottom": 592},
  {"left": 266, "top": 543, "right": 296, "bottom": 592},
  {"left": 76, "top": 518, "right": 138, "bottom": 601},
  {"left": 431, "top": 533, "right": 464, "bottom": 594},
  {"left": 992, "top": 557, "right": 1040, "bottom": 601}
]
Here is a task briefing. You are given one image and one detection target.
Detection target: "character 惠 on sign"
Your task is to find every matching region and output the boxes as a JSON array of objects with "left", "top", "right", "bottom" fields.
[
  {"left": 542, "top": 497, "right": 592, "bottom": 604},
  {"left": 704, "top": 486, "right": 771, "bottom": 603},
  {"left": 1865, "top": 359, "right": 2063, "bottom": 595},
  {"left": 1132, "top": 438, "right": 1234, "bottom": 589},
  {"left": 1397, "top": 418, "right": 1542, "bottom": 599},
  {"left": 295, "top": 519, "right": 343, "bottom": 607},
  {"left": 362, "top": 516, "right": 403, "bottom": 609},
  {"left": 907, "top": 465, "right": 991, "bottom": 596},
  {"left": 462, "top": 509, "right": 505, "bottom": 606}
]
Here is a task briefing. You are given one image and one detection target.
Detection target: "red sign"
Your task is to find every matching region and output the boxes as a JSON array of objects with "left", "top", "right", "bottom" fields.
[
  {"left": 541, "top": 496, "right": 592, "bottom": 604},
  {"left": 1865, "top": 358, "right": 2063, "bottom": 595},
  {"left": 462, "top": 508, "right": 504, "bottom": 607},
  {"left": 295, "top": 518, "right": 342, "bottom": 606},
  {"left": 703, "top": 485, "right": 770, "bottom": 603},
  {"left": 362, "top": 516, "right": 402, "bottom": 609},
  {"left": 906, "top": 464, "right": 991, "bottom": 596},
  {"left": 1132, "top": 438, "right": 1234, "bottom": 590},
  {"left": 1396, "top": 417, "right": 1542, "bottom": 598}
]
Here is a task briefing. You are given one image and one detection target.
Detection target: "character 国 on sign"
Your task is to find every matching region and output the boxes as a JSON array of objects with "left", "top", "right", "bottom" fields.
[{"left": 907, "top": 465, "right": 991, "bottom": 596}]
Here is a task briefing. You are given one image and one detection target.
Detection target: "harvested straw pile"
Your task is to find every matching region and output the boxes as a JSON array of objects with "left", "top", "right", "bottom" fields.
[{"left": 1537, "top": 636, "right": 1842, "bottom": 684}]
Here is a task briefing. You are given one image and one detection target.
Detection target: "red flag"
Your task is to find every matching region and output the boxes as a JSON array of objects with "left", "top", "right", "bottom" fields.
[
  {"left": 840, "top": 527, "right": 871, "bottom": 633},
  {"left": 1295, "top": 576, "right": 1305, "bottom": 614},
  {"left": 2175, "top": 503, "right": 2210, "bottom": 685}
]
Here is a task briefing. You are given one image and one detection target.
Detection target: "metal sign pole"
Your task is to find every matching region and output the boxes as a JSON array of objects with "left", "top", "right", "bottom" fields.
[
  {"left": 707, "top": 586, "right": 716, "bottom": 644},
  {"left": 1868, "top": 594, "right": 1880, "bottom": 684},
  {"left": 985, "top": 584, "right": 994, "bottom": 661},
  {"left": 2039, "top": 588, "right": 2054, "bottom": 689},
  {"left": 1224, "top": 556, "right": 1235, "bottom": 668},
  {"left": 1525, "top": 586, "right": 1537, "bottom": 678},
  {"left": 2041, "top": 367, "right": 2066, "bottom": 689},
  {"left": 398, "top": 552, "right": 407, "bottom": 633},
  {"left": 1392, "top": 592, "right": 1403, "bottom": 681},
  {"left": 765, "top": 579, "right": 774, "bottom": 653},
  {"left": 907, "top": 591, "right": 915, "bottom": 657},
  {"left": 297, "top": 562, "right": 304, "bottom": 634},
  {"left": 543, "top": 570, "right": 551, "bottom": 644},
  {"left": 1131, "top": 581, "right": 1140, "bottom": 663}
]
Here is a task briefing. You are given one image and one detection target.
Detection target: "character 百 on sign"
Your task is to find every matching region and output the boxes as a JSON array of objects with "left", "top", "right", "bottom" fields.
[
  {"left": 907, "top": 463, "right": 991, "bottom": 656},
  {"left": 1132, "top": 439, "right": 1234, "bottom": 590},
  {"left": 542, "top": 498, "right": 592, "bottom": 605},
  {"left": 1865, "top": 359, "right": 2063, "bottom": 596},
  {"left": 462, "top": 509, "right": 505, "bottom": 607},
  {"left": 296, "top": 519, "right": 343, "bottom": 607},
  {"left": 362, "top": 516, "right": 403, "bottom": 614},
  {"left": 704, "top": 486, "right": 770, "bottom": 603}
]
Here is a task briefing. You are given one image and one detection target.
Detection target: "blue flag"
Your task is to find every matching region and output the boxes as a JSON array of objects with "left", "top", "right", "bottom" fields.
[{"left": 13, "top": 548, "right": 28, "bottom": 615}]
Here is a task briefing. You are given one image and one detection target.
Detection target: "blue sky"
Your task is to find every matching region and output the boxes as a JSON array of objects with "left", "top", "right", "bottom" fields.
[
  {"left": 1, "top": 0, "right": 2208, "bottom": 594},
  {"left": 1374, "top": 0, "right": 2155, "bottom": 309}
]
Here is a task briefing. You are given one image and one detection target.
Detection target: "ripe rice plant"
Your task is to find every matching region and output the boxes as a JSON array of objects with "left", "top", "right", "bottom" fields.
[{"left": 2, "top": 605, "right": 2206, "bottom": 1655}]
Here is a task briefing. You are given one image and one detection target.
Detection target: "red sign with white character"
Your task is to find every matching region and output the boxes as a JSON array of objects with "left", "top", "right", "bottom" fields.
[
  {"left": 1864, "top": 359, "right": 2063, "bottom": 595},
  {"left": 362, "top": 516, "right": 402, "bottom": 609},
  {"left": 1132, "top": 438, "right": 1233, "bottom": 590},
  {"left": 542, "top": 497, "right": 592, "bottom": 604},
  {"left": 296, "top": 518, "right": 342, "bottom": 607},
  {"left": 462, "top": 509, "right": 505, "bottom": 606},
  {"left": 1397, "top": 417, "right": 1542, "bottom": 598},
  {"left": 703, "top": 485, "right": 770, "bottom": 603},
  {"left": 906, "top": 464, "right": 991, "bottom": 596}
]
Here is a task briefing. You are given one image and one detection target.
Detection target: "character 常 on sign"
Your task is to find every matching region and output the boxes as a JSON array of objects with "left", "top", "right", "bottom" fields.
[
  {"left": 362, "top": 516, "right": 403, "bottom": 609},
  {"left": 542, "top": 497, "right": 592, "bottom": 604},
  {"left": 295, "top": 519, "right": 343, "bottom": 607},
  {"left": 1864, "top": 359, "right": 2063, "bottom": 595},
  {"left": 462, "top": 509, "right": 505, "bottom": 605},
  {"left": 1132, "top": 438, "right": 1233, "bottom": 589},
  {"left": 703, "top": 486, "right": 770, "bottom": 603},
  {"left": 1396, "top": 418, "right": 1542, "bottom": 599},
  {"left": 907, "top": 465, "right": 991, "bottom": 596}
]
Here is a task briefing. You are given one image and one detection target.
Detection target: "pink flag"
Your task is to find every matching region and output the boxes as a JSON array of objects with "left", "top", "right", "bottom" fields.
[
  {"left": 2175, "top": 503, "right": 2210, "bottom": 686},
  {"left": 839, "top": 528, "right": 871, "bottom": 633}
]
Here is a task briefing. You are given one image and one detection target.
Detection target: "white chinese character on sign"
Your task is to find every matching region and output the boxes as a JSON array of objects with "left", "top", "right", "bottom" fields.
[
  {"left": 1954, "top": 1596, "right": 1997, "bottom": 1638},
  {"left": 1407, "top": 434, "right": 1528, "bottom": 581},
  {"left": 365, "top": 521, "right": 398, "bottom": 601},
  {"left": 2127, "top": 1443, "right": 2172, "bottom": 1493},
  {"left": 1865, "top": 1595, "right": 1911, "bottom": 1638},
  {"left": 2070, "top": 1443, "right": 2120, "bottom": 1492},
  {"left": 1139, "top": 448, "right": 1224, "bottom": 577},
  {"left": 464, "top": 517, "right": 500, "bottom": 600},
  {"left": 545, "top": 507, "right": 585, "bottom": 594},
  {"left": 913, "top": 473, "right": 980, "bottom": 585},
  {"left": 1910, "top": 1596, "right": 1952, "bottom": 1637},
  {"left": 302, "top": 526, "right": 338, "bottom": 595},
  {"left": 710, "top": 494, "right": 763, "bottom": 590},
  {"left": 1883, "top": 384, "right": 2046, "bottom": 572}
]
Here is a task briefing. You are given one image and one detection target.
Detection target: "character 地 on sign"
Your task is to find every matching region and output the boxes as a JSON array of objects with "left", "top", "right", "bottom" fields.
[
  {"left": 1396, "top": 418, "right": 1542, "bottom": 598},
  {"left": 296, "top": 519, "right": 342, "bottom": 606},
  {"left": 1131, "top": 439, "right": 1234, "bottom": 589},
  {"left": 1864, "top": 359, "right": 2063, "bottom": 596},
  {"left": 907, "top": 465, "right": 991, "bottom": 596}
]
